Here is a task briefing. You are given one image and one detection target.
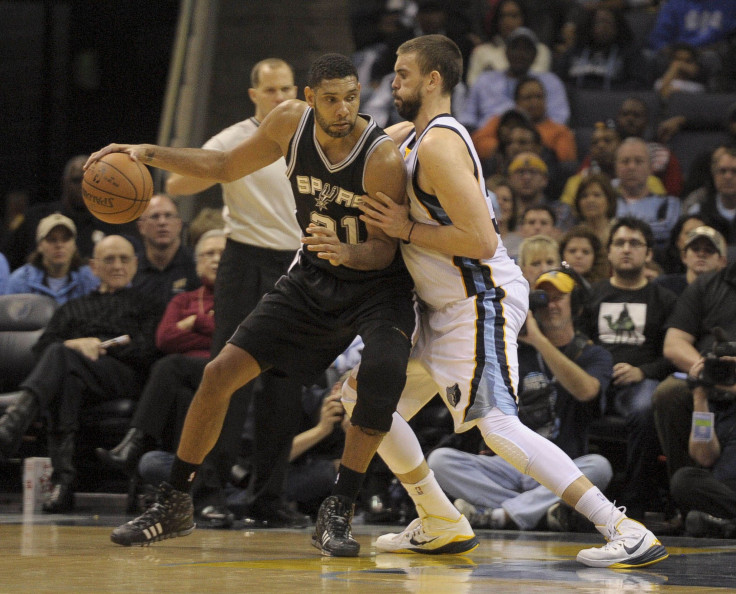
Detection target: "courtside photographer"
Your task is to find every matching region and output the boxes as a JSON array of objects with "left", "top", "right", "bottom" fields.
[{"left": 670, "top": 347, "right": 736, "bottom": 538}]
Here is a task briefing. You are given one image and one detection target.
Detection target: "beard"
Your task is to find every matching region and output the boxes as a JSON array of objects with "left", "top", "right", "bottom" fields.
[
  {"left": 314, "top": 108, "right": 354, "bottom": 138},
  {"left": 613, "top": 264, "right": 645, "bottom": 281},
  {"left": 395, "top": 89, "right": 422, "bottom": 122}
]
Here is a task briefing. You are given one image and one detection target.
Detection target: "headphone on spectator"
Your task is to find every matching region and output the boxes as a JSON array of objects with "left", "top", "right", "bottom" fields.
[{"left": 531, "top": 261, "right": 591, "bottom": 316}]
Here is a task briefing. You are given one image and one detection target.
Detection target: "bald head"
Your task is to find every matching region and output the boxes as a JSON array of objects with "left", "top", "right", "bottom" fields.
[
  {"left": 615, "top": 137, "right": 651, "bottom": 197},
  {"left": 91, "top": 235, "right": 138, "bottom": 292}
]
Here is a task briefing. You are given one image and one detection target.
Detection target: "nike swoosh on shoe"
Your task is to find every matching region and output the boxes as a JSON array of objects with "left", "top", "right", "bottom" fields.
[
  {"left": 410, "top": 536, "right": 439, "bottom": 546},
  {"left": 623, "top": 535, "right": 646, "bottom": 555}
]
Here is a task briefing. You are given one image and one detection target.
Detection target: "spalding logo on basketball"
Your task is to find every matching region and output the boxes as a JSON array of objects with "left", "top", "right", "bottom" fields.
[{"left": 82, "top": 152, "right": 154, "bottom": 224}]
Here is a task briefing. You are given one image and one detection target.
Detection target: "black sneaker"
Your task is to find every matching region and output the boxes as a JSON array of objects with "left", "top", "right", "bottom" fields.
[
  {"left": 685, "top": 510, "right": 736, "bottom": 538},
  {"left": 111, "top": 482, "right": 195, "bottom": 546},
  {"left": 311, "top": 495, "right": 360, "bottom": 557}
]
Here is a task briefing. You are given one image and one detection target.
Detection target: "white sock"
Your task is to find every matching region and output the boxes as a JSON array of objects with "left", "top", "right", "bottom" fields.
[
  {"left": 575, "top": 486, "right": 625, "bottom": 527},
  {"left": 402, "top": 470, "right": 461, "bottom": 521}
]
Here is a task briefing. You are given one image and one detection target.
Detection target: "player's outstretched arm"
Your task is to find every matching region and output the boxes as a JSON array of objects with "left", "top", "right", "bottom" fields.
[
  {"left": 166, "top": 172, "right": 217, "bottom": 197},
  {"left": 85, "top": 100, "right": 305, "bottom": 184},
  {"left": 361, "top": 127, "right": 497, "bottom": 260}
]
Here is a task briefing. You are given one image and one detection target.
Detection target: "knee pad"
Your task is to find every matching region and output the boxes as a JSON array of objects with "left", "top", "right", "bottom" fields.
[
  {"left": 351, "top": 326, "right": 410, "bottom": 433},
  {"left": 478, "top": 413, "right": 531, "bottom": 474},
  {"left": 340, "top": 369, "right": 358, "bottom": 417},
  {"left": 478, "top": 409, "right": 582, "bottom": 497}
]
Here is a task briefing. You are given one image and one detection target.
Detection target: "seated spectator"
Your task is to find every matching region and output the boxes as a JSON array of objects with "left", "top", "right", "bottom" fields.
[
  {"left": 616, "top": 97, "right": 684, "bottom": 197},
  {"left": 518, "top": 234, "right": 561, "bottom": 286},
  {"left": 0, "top": 252, "right": 8, "bottom": 294},
  {"left": 655, "top": 225, "right": 727, "bottom": 296},
  {"left": 658, "top": 213, "right": 709, "bottom": 275},
  {"left": 132, "top": 194, "right": 200, "bottom": 307},
  {"left": 654, "top": 42, "right": 708, "bottom": 100},
  {"left": 6, "top": 213, "right": 99, "bottom": 305},
  {"left": 655, "top": 258, "right": 736, "bottom": 530},
  {"left": 580, "top": 217, "right": 678, "bottom": 519},
  {"left": 508, "top": 152, "right": 575, "bottom": 233},
  {"left": 560, "top": 225, "right": 609, "bottom": 284},
  {"left": 614, "top": 138, "right": 681, "bottom": 255},
  {"left": 431, "top": 266, "right": 613, "bottom": 531},
  {"left": 487, "top": 175, "right": 522, "bottom": 260},
  {"left": 573, "top": 172, "right": 618, "bottom": 247},
  {"left": 668, "top": 360, "right": 736, "bottom": 538},
  {"left": 519, "top": 205, "right": 558, "bottom": 241},
  {"left": 685, "top": 147, "right": 736, "bottom": 255},
  {"left": 554, "top": 7, "right": 647, "bottom": 91},
  {"left": 472, "top": 77, "right": 577, "bottom": 164},
  {"left": 648, "top": 0, "right": 736, "bottom": 55},
  {"left": 0, "top": 236, "right": 165, "bottom": 513},
  {"left": 560, "top": 121, "right": 667, "bottom": 208},
  {"left": 460, "top": 27, "right": 570, "bottom": 131},
  {"left": 466, "top": 0, "right": 552, "bottom": 86},
  {"left": 96, "top": 229, "right": 225, "bottom": 472}
]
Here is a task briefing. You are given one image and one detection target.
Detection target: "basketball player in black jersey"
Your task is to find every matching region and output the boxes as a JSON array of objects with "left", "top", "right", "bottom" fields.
[{"left": 86, "top": 54, "right": 414, "bottom": 556}]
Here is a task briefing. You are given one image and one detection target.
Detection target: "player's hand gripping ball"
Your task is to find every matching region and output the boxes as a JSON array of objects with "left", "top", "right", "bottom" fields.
[{"left": 82, "top": 152, "right": 153, "bottom": 224}]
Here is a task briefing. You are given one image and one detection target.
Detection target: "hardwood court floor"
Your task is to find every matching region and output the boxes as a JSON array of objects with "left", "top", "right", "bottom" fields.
[{"left": 2, "top": 510, "right": 736, "bottom": 593}]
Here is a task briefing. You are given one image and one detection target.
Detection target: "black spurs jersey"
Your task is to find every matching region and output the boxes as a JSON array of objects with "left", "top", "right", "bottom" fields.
[{"left": 285, "top": 108, "right": 406, "bottom": 282}]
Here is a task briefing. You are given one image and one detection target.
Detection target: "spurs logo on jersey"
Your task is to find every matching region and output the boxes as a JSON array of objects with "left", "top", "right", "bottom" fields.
[{"left": 295, "top": 176, "right": 362, "bottom": 211}]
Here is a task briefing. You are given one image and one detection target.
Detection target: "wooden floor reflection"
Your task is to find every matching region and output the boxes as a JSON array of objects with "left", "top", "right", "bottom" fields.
[{"left": 2, "top": 514, "right": 736, "bottom": 592}]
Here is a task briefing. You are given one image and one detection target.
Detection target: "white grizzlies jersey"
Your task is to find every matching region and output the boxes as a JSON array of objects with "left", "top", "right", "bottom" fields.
[{"left": 398, "top": 114, "right": 523, "bottom": 310}]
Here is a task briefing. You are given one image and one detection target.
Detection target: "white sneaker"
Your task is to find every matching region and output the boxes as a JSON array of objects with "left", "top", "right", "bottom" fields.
[
  {"left": 375, "top": 514, "right": 479, "bottom": 555},
  {"left": 576, "top": 508, "right": 668, "bottom": 568}
]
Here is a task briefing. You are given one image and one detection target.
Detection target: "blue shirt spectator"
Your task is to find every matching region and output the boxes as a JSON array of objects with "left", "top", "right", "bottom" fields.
[
  {"left": 6, "top": 213, "right": 99, "bottom": 305},
  {"left": 648, "top": 0, "right": 736, "bottom": 52}
]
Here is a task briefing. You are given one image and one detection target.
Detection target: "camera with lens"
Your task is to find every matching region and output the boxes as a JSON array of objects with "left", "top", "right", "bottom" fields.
[
  {"left": 519, "top": 290, "right": 549, "bottom": 336},
  {"left": 691, "top": 328, "right": 736, "bottom": 392},
  {"left": 528, "top": 290, "right": 550, "bottom": 313}
]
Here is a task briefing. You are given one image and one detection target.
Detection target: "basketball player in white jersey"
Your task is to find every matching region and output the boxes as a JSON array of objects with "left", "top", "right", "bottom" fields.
[{"left": 351, "top": 34, "right": 668, "bottom": 568}]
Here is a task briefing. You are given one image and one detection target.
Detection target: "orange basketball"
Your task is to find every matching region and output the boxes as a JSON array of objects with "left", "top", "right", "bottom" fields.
[{"left": 82, "top": 152, "right": 154, "bottom": 224}]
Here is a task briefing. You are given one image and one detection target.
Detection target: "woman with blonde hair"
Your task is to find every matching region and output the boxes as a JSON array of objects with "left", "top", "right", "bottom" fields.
[{"left": 518, "top": 234, "right": 560, "bottom": 287}]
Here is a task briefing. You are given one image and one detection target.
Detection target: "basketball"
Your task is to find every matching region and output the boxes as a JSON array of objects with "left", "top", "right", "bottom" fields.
[{"left": 82, "top": 152, "right": 153, "bottom": 224}]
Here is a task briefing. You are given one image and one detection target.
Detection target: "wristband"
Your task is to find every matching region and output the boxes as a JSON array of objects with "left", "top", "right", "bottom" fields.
[
  {"left": 407, "top": 222, "right": 417, "bottom": 244},
  {"left": 692, "top": 411, "right": 714, "bottom": 442}
]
